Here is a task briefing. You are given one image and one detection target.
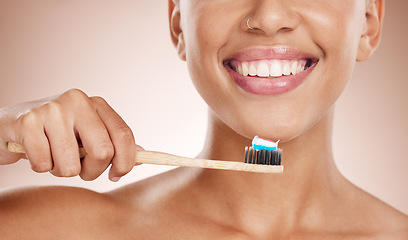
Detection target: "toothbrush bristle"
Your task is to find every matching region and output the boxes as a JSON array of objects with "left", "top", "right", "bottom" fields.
[{"left": 244, "top": 147, "right": 282, "bottom": 165}]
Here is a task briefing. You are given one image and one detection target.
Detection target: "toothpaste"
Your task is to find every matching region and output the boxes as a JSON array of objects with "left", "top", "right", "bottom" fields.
[{"left": 252, "top": 136, "right": 280, "bottom": 151}]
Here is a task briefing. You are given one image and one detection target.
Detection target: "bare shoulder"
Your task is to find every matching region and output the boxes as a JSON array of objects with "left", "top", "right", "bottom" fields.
[
  {"left": 0, "top": 185, "right": 132, "bottom": 239},
  {"left": 375, "top": 202, "right": 408, "bottom": 238},
  {"left": 0, "top": 168, "right": 204, "bottom": 240},
  {"left": 344, "top": 183, "right": 408, "bottom": 239},
  {"left": 375, "top": 203, "right": 408, "bottom": 239},
  {"left": 105, "top": 168, "right": 221, "bottom": 239}
]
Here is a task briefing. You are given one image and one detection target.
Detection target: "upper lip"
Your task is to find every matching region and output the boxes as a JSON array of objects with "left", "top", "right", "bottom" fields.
[{"left": 223, "top": 46, "right": 319, "bottom": 63}]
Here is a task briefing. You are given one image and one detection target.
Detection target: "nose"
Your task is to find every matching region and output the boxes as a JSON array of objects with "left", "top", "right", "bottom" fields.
[{"left": 246, "top": 0, "right": 301, "bottom": 36}]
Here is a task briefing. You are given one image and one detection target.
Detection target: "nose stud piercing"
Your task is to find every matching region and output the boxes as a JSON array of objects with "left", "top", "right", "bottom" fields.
[{"left": 247, "top": 17, "right": 255, "bottom": 30}]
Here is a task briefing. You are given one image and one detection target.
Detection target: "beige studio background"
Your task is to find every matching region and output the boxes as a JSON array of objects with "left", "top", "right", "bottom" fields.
[{"left": 0, "top": 1, "right": 407, "bottom": 215}]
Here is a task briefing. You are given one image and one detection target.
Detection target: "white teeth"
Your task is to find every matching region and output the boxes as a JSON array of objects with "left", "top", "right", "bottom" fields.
[
  {"left": 242, "top": 62, "right": 249, "bottom": 76},
  {"left": 269, "top": 60, "right": 283, "bottom": 77},
  {"left": 282, "top": 61, "right": 291, "bottom": 76},
  {"left": 257, "top": 61, "right": 269, "bottom": 77},
  {"left": 237, "top": 65, "right": 243, "bottom": 75},
  {"left": 248, "top": 63, "right": 257, "bottom": 76},
  {"left": 291, "top": 61, "right": 298, "bottom": 75},
  {"left": 233, "top": 59, "right": 311, "bottom": 78},
  {"left": 297, "top": 64, "right": 302, "bottom": 74}
]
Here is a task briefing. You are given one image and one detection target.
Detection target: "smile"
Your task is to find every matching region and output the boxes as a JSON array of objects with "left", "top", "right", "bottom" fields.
[
  {"left": 228, "top": 59, "right": 313, "bottom": 78},
  {"left": 223, "top": 47, "right": 319, "bottom": 95}
]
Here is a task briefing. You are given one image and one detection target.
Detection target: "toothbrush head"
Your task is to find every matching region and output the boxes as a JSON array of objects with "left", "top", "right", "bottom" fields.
[
  {"left": 244, "top": 147, "right": 282, "bottom": 165},
  {"left": 244, "top": 136, "right": 282, "bottom": 165}
]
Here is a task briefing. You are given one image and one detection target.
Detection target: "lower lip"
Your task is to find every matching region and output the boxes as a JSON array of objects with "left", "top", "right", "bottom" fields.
[{"left": 224, "top": 63, "right": 316, "bottom": 96}]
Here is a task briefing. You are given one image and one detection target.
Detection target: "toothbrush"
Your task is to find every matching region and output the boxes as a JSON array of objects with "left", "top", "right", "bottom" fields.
[
  {"left": 245, "top": 136, "right": 282, "bottom": 165},
  {"left": 7, "top": 137, "right": 283, "bottom": 173}
]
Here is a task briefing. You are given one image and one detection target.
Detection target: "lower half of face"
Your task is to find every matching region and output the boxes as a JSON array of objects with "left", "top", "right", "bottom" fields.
[{"left": 182, "top": 0, "right": 366, "bottom": 141}]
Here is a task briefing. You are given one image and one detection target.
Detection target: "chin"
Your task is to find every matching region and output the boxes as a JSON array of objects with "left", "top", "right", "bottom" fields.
[{"left": 228, "top": 116, "right": 310, "bottom": 144}]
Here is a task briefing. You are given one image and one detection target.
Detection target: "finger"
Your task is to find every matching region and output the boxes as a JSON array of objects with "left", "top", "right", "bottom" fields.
[
  {"left": 16, "top": 112, "right": 53, "bottom": 173},
  {"left": 108, "top": 144, "right": 144, "bottom": 182},
  {"left": 39, "top": 102, "right": 81, "bottom": 177},
  {"left": 24, "top": 134, "right": 53, "bottom": 173},
  {"left": 75, "top": 105, "right": 114, "bottom": 181},
  {"left": 91, "top": 97, "right": 137, "bottom": 182}
]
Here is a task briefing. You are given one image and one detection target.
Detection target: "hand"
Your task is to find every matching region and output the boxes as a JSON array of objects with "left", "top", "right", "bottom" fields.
[{"left": 0, "top": 89, "right": 140, "bottom": 182}]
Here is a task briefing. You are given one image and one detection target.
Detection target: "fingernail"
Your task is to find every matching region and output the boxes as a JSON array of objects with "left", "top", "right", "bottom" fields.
[
  {"left": 136, "top": 144, "right": 145, "bottom": 151},
  {"left": 110, "top": 176, "right": 121, "bottom": 182}
]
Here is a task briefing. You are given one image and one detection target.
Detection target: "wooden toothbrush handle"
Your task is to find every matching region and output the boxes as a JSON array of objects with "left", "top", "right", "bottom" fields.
[
  {"left": 7, "top": 142, "right": 283, "bottom": 173},
  {"left": 134, "top": 151, "right": 283, "bottom": 173},
  {"left": 7, "top": 142, "right": 87, "bottom": 159}
]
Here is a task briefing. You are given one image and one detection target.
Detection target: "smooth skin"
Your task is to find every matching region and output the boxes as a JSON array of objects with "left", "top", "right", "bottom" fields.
[{"left": 1, "top": 0, "right": 408, "bottom": 239}]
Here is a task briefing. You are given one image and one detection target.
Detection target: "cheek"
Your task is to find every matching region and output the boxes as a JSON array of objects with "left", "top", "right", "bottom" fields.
[
  {"left": 183, "top": 2, "right": 239, "bottom": 106},
  {"left": 306, "top": 1, "right": 365, "bottom": 74},
  {"left": 302, "top": 1, "right": 366, "bottom": 109}
]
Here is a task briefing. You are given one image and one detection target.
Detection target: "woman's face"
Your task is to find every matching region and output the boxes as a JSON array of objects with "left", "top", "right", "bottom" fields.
[{"left": 172, "top": 0, "right": 379, "bottom": 141}]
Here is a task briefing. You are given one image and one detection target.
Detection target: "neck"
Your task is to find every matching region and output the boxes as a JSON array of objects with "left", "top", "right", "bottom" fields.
[{"left": 195, "top": 108, "right": 345, "bottom": 233}]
